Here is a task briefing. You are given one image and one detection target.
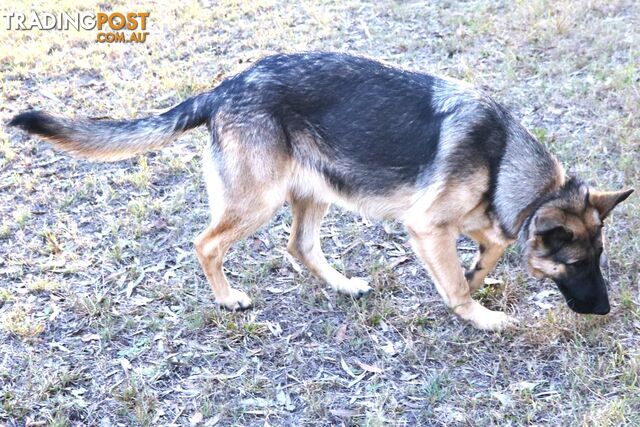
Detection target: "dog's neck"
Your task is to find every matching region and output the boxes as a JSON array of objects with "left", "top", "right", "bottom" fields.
[
  {"left": 516, "top": 176, "right": 566, "bottom": 246},
  {"left": 492, "top": 122, "right": 566, "bottom": 240}
]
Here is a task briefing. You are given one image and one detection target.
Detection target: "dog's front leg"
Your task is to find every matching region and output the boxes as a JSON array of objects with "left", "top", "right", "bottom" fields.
[
  {"left": 406, "top": 224, "right": 516, "bottom": 331},
  {"left": 465, "top": 230, "right": 509, "bottom": 293}
]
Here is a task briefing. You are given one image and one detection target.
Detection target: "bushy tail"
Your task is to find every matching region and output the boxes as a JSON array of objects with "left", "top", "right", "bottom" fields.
[{"left": 9, "top": 90, "right": 218, "bottom": 161}]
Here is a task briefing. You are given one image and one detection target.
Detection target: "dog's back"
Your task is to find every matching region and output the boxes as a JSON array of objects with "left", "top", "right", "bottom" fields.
[{"left": 216, "top": 53, "right": 507, "bottom": 195}]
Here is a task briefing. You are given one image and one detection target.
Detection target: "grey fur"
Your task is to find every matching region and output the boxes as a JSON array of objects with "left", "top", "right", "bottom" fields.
[
  {"left": 495, "top": 121, "right": 564, "bottom": 237},
  {"left": 9, "top": 91, "right": 217, "bottom": 161}
]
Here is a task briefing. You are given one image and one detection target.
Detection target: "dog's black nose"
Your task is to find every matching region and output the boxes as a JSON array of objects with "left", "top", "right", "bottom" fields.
[{"left": 592, "top": 301, "right": 610, "bottom": 315}]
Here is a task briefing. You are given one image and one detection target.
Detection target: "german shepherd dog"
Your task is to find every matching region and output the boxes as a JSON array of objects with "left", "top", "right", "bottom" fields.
[{"left": 10, "top": 52, "right": 633, "bottom": 331}]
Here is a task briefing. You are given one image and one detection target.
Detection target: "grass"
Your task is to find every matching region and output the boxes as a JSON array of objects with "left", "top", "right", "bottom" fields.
[{"left": 1, "top": 0, "right": 639, "bottom": 425}]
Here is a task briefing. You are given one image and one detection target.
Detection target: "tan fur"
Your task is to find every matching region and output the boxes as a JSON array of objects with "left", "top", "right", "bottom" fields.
[
  {"left": 465, "top": 228, "right": 510, "bottom": 292},
  {"left": 193, "top": 131, "right": 291, "bottom": 310},
  {"left": 461, "top": 198, "right": 513, "bottom": 292},
  {"left": 529, "top": 258, "right": 567, "bottom": 279},
  {"left": 12, "top": 54, "right": 633, "bottom": 329},
  {"left": 287, "top": 198, "right": 371, "bottom": 296},
  {"left": 400, "top": 170, "right": 517, "bottom": 330},
  {"left": 589, "top": 189, "right": 634, "bottom": 219}
]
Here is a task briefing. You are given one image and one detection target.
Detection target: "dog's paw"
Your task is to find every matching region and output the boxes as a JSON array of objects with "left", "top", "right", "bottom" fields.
[
  {"left": 456, "top": 300, "right": 517, "bottom": 331},
  {"left": 336, "top": 277, "right": 372, "bottom": 299},
  {"left": 472, "top": 310, "right": 518, "bottom": 331},
  {"left": 216, "top": 289, "right": 252, "bottom": 311}
]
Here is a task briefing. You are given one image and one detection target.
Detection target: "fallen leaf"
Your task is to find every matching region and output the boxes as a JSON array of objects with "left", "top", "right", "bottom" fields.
[
  {"left": 266, "top": 284, "right": 301, "bottom": 294},
  {"left": 126, "top": 271, "right": 146, "bottom": 297},
  {"left": 130, "top": 296, "right": 153, "bottom": 306},
  {"left": 381, "top": 342, "right": 397, "bottom": 356},
  {"left": 81, "top": 333, "right": 101, "bottom": 342},
  {"left": 534, "top": 301, "right": 554, "bottom": 310},
  {"left": 276, "top": 390, "right": 295, "bottom": 411},
  {"left": 491, "top": 391, "right": 513, "bottom": 407},
  {"left": 399, "top": 372, "right": 419, "bottom": 381},
  {"left": 71, "top": 387, "right": 87, "bottom": 396},
  {"left": 284, "top": 252, "right": 303, "bottom": 273},
  {"left": 529, "top": 289, "right": 558, "bottom": 301},
  {"left": 340, "top": 358, "right": 357, "bottom": 378},
  {"left": 189, "top": 412, "right": 203, "bottom": 425},
  {"left": 48, "top": 302, "right": 60, "bottom": 321},
  {"left": 329, "top": 408, "right": 357, "bottom": 417},
  {"left": 348, "top": 372, "right": 368, "bottom": 388},
  {"left": 356, "top": 360, "right": 383, "bottom": 374},
  {"left": 240, "top": 397, "right": 273, "bottom": 408},
  {"left": 145, "top": 260, "right": 166, "bottom": 272},
  {"left": 335, "top": 323, "right": 348, "bottom": 343},
  {"left": 512, "top": 381, "right": 544, "bottom": 393},
  {"left": 210, "top": 365, "right": 248, "bottom": 381},
  {"left": 266, "top": 322, "right": 282, "bottom": 337},
  {"left": 388, "top": 256, "right": 409, "bottom": 269}
]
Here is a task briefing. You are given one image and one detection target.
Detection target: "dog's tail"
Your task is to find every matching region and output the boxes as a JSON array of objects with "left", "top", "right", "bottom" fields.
[{"left": 9, "top": 91, "right": 219, "bottom": 161}]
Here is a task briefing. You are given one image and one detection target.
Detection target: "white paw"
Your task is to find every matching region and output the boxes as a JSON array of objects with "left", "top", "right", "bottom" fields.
[
  {"left": 473, "top": 310, "right": 518, "bottom": 331},
  {"left": 336, "top": 277, "right": 373, "bottom": 298},
  {"left": 456, "top": 300, "right": 518, "bottom": 331},
  {"left": 216, "top": 289, "right": 252, "bottom": 311}
]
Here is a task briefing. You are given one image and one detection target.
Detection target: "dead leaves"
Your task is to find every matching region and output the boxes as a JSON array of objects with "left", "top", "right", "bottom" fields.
[
  {"left": 340, "top": 357, "right": 384, "bottom": 388},
  {"left": 239, "top": 389, "right": 295, "bottom": 413},
  {"left": 126, "top": 270, "right": 146, "bottom": 297},
  {"left": 209, "top": 365, "right": 248, "bottom": 382}
]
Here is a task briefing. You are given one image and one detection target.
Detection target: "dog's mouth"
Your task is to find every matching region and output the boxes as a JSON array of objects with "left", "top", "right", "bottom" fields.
[
  {"left": 556, "top": 282, "right": 610, "bottom": 315},
  {"left": 566, "top": 299, "right": 610, "bottom": 315}
]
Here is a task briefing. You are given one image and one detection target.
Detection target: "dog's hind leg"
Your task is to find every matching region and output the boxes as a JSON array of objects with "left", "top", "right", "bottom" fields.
[
  {"left": 287, "top": 198, "right": 372, "bottom": 298},
  {"left": 406, "top": 224, "right": 516, "bottom": 331},
  {"left": 194, "top": 136, "right": 287, "bottom": 311},
  {"left": 194, "top": 197, "right": 284, "bottom": 310},
  {"left": 195, "top": 220, "right": 251, "bottom": 311}
]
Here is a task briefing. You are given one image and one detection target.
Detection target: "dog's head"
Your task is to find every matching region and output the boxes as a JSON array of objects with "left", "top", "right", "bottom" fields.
[{"left": 524, "top": 179, "right": 633, "bottom": 315}]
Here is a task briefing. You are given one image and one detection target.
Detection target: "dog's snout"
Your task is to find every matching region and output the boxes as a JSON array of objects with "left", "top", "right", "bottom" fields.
[{"left": 592, "top": 300, "right": 610, "bottom": 315}]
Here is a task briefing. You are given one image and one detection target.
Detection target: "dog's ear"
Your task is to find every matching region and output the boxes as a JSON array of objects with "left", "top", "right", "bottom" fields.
[
  {"left": 533, "top": 207, "right": 574, "bottom": 247},
  {"left": 589, "top": 188, "right": 634, "bottom": 220}
]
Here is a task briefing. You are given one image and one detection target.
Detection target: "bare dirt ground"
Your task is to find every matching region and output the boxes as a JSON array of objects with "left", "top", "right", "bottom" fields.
[{"left": 1, "top": 1, "right": 638, "bottom": 425}]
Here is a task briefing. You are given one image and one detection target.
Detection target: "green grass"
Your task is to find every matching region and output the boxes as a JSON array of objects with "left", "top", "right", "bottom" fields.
[{"left": 1, "top": 0, "right": 638, "bottom": 425}]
